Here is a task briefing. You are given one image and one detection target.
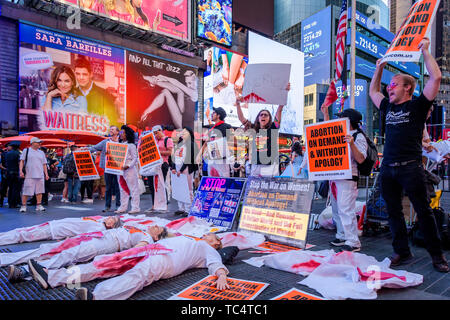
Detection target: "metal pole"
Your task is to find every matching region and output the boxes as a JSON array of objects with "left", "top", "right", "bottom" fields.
[{"left": 350, "top": 0, "right": 356, "bottom": 109}]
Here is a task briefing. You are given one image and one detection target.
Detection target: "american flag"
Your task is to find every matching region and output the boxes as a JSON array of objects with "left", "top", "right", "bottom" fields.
[{"left": 335, "top": 0, "right": 348, "bottom": 81}]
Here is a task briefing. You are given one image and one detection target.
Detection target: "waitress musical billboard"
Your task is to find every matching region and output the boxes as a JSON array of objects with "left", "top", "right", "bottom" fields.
[{"left": 18, "top": 23, "right": 125, "bottom": 135}]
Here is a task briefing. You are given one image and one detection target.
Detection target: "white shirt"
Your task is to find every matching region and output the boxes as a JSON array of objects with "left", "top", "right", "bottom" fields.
[
  {"left": 20, "top": 148, "right": 47, "bottom": 179},
  {"left": 103, "top": 227, "right": 153, "bottom": 251}
]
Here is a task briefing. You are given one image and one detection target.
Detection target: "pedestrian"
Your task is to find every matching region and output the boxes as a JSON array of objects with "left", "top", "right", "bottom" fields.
[
  {"left": 321, "top": 104, "right": 368, "bottom": 252},
  {"left": 200, "top": 106, "right": 231, "bottom": 177},
  {"left": 80, "top": 179, "right": 94, "bottom": 204},
  {"left": 172, "top": 127, "right": 199, "bottom": 216},
  {"left": 115, "top": 125, "right": 140, "bottom": 214},
  {"left": 63, "top": 145, "right": 81, "bottom": 204},
  {"left": 369, "top": 37, "right": 448, "bottom": 272},
  {"left": 4, "top": 142, "right": 22, "bottom": 208},
  {"left": 19, "top": 137, "right": 49, "bottom": 212},
  {"left": 88, "top": 126, "right": 121, "bottom": 212},
  {"left": 236, "top": 83, "right": 290, "bottom": 177}
]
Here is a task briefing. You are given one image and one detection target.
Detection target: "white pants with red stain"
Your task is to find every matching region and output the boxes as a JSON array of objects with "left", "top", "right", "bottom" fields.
[
  {"left": 153, "top": 168, "right": 167, "bottom": 211},
  {"left": 177, "top": 169, "right": 193, "bottom": 212},
  {"left": 0, "top": 223, "right": 51, "bottom": 246},
  {"left": 330, "top": 179, "right": 361, "bottom": 248},
  {"left": 0, "top": 242, "right": 58, "bottom": 267},
  {"left": 118, "top": 166, "right": 140, "bottom": 212}
]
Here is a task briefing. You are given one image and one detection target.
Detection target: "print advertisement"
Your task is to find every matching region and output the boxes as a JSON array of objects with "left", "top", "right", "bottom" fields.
[
  {"left": 203, "top": 46, "right": 248, "bottom": 128},
  {"left": 57, "top": 0, "right": 191, "bottom": 41},
  {"left": 18, "top": 23, "right": 125, "bottom": 135},
  {"left": 126, "top": 51, "right": 198, "bottom": 131},
  {"left": 197, "top": 0, "right": 233, "bottom": 46}
]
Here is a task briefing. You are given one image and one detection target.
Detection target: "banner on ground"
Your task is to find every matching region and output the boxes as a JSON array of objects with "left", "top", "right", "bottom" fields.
[
  {"left": 238, "top": 177, "right": 314, "bottom": 249},
  {"left": 73, "top": 151, "right": 99, "bottom": 181},
  {"left": 189, "top": 177, "right": 246, "bottom": 230},
  {"left": 254, "top": 241, "right": 315, "bottom": 253},
  {"left": 105, "top": 142, "right": 128, "bottom": 175},
  {"left": 381, "top": 0, "right": 441, "bottom": 63},
  {"left": 169, "top": 275, "right": 268, "bottom": 300},
  {"left": 271, "top": 288, "right": 324, "bottom": 300},
  {"left": 138, "top": 132, "right": 162, "bottom": 175},
  {"left": 305, "top": 118, "right": 352, "bottom": 181}
]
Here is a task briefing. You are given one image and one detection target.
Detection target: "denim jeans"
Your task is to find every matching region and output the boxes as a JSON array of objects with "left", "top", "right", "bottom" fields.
[
  {"left": 67, "top": 176, "right": 81, "bottom": 203},
  {"left": 104, "top": 172, "right": 120, "bottom": 209},
  {"left": 380, "top": 161, "right": 443, "bottom": 257}
]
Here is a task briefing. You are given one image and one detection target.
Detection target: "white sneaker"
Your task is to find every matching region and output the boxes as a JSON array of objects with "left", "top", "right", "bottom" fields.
[
  {"left": 128, "top": 209, "right": 141, "bottom": 214},
  {"left": 36, "top": 205, "right": 46, "bottom": 212},
  {"left": 19, "top": 206, "right": 27, "bottom": 213},
  {"left": 82, "top": 199, "right": 94, "bottom": 204},
  {"left": 61, "top": 198, "right": 69, "bottom": 203},
  {"left": 48, "top": 194, "right": 53, "bottom": 201}
]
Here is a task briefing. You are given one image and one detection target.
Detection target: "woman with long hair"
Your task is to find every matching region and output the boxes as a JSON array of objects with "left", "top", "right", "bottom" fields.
[
  {"left": 171, "top": 127, "right": 199, "bottom": 216},
  {"left": 235, "top": 83, "right": 290, "bottom": 177},
  {"left": 115, "top": 125, "right": 140, "bottom": 214},
  {"left": 43, "top": 66, "right": 87, "bottom": 113}
]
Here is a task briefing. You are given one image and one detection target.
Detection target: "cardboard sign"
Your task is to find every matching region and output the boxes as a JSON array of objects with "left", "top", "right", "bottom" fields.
[
  {"left": 238, "top": 177, "right": 314, "bottom": 249},
  {"left": 169, "top": 275, "right": 268, "bottom": 300},
  {"left": 242, "top": 63, "right": 291, "bottom": 105},
  {"left": 305, "top": 118, "right": 352, "bottom": 181},
  {"left": 105, "top": 142, "right": 128, "bottom": 175},
  {"left": 253, "top": 241, "right": 315, "bottom": 253},
  {"left": 381, "top": 0, "right": 441, "bottom": 63},
  {"left": 271, "top": 288, "right": 324, "bottom": 300},
  {"left": 73, "top": 151, "right": 99, "bottom": 181},
  {"left": 190, "top": 177, "right": 246, "bottom": 230},
  {"left": 138, "top": 132, "right": 162, "bottom": 175}
]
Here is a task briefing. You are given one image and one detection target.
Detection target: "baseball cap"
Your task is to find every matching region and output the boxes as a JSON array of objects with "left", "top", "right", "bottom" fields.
[
  {"left": 30, "top": 137, "right": 42, "bottom": 144},
  {"left": 213, "top": 107, "right": 227, "bottom": 120},
  {"left": 152, "top": 125, "right": 163, "bottom": 132}
]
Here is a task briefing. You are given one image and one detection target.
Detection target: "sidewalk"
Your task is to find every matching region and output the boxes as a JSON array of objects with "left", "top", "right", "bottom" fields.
[{"left": 0, "top": 192, "right": 449, "bottom": 300}]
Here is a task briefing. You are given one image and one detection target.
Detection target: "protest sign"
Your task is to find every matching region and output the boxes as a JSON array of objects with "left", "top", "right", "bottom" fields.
[
  {"left": 138, "top": 132, "right": 162, "bottom": 175},
  {"left": 169, "top": 275, "right": 268, "bottom": 300},
  {"left": 253, "top": 241, "right": 315, "bottom": 253},
  {"left": 190, "top": 177, "right": 246, "bottom": 230},
  {"left": 171, "top": 172, "right": 191, "bottom": 204},
  {"left": 242, "top": 63, "right": 291, "bottom": 105},
  {"left": 271, "top": 288, "right": 324, "bottom": 300},
  {"left": 238, "top": 177, "right": 314, "bottom": 249},
  {"left": 381, "top": 0, "right": 441, "bottom": 63},
  {"left": 73, "top": 151, "right": 99, "bottom": 181},
  {"left": 305, "top": 118, "right": 352, "bottom": 181},
  {"left": 105, "top": 142, "right": 128, "bottom": 175},
  {"left": 207, "top": 137, "right": 230, "bottom": 161}
]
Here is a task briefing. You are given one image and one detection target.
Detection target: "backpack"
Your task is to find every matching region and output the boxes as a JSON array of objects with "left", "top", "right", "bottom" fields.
[
  {"left": 62, "top": 153, "right": 77, "bottom": 175},
  {"left": 352, "top": 129, "right": 378, "bottom": 176}
]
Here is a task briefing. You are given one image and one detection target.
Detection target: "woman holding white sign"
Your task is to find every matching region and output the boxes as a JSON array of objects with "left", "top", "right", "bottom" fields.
[{"left": 115, "top": 125, "right": 140, "bottom": 214}]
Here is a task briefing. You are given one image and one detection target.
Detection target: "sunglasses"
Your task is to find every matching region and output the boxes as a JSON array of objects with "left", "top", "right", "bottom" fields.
[
  {"left": 259, "top": 113, "right": 270, "bottom": 118},
  {"left": 387, "top": 82, "right": 401, "bottom": 91}
]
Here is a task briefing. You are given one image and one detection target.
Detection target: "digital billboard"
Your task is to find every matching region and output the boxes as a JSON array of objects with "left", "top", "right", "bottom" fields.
[
  {"left": 332, "top": 79, "right": 368, "bottom": 130},
  {"left": 56, "top": 0, "right": 191, "bottom": 42},
  {"left": 18, "top": 23, "right": 125, "bottom": 135},
  {"left": 203, "top": 46, "right": 248, "bottom": 128},
  {"left": 301, "top": 6, "right": 332, "bottom": 87},
  {"left": 126, "top": 51, "right": 198, "bottom": 131},
  {"left": 197, "top": 0, "right": 232, "bottom": 46}
]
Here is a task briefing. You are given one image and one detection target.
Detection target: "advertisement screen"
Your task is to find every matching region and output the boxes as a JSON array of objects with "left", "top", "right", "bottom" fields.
[
  {"left": 332, "top": 79, "right": 368, "bottom": 130},
  {"left": 248, "top": 31, "right": 304, "bottom": 135},
  {"left": 57, "top": 0, "right": 191, "bottom": 42},
  {"left": 203, "top": 46, "right": 248, "bottom": 128},
  {"left": 126, "top": 51, "right": 198, "bottom": 131},
  {"left": 301, "top": 6, "right": 332, "bottom": 87},
  {"left": 18, "top": 23, "right": 125, "bottom": 135},
  {"left": 197, "top": 0, "right": 232, "bottom": 46}
]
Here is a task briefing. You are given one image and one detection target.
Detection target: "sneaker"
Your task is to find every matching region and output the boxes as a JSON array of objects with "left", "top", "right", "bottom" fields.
[
  {"left": 75, "top": 287, "right": 94, "bottom": 300},
  {"left": 36, "top": 205, "right": 46, "bottom": 212},
  {"left": 28, "top": 259, "right": 49, "bottom": 290},
  {"left": 330, "top": 238, "right": 346, "bottom": 247},
  {"left": 102, "top": 207, "right": 111, "bottom": 213},
  {"left": 19, "top": 206, "right": 27, "bottom": 213},
  {"left": 174, "top": 210, "right": 186, "bottom": 216},
  {"left": 61, "top": 198, "right": 69, "bottom": 203},
  {"left": 128, "top": 209, "right": 141, "bottom": 214},
  {"left": 339, "top": 245, "right": 361, "bottom": 252},
  {"left": 48, "top": 194, "right": 53, "bottom": 201},
  {"left": 82, "top": 199, "right": 94, "bottom": 204},
  {"left": 7, "top": 265, "right": 30, "bottom": 283},
  {"left": 145, "top": 208, "right": 155, "bottom": 213}
]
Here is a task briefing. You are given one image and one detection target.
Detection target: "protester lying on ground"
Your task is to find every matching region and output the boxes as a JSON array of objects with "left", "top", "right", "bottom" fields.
[
  {"left": 6, "top": 225, "right": 168, "bottom": 282},
  {"left": 27, "top": 233, "right": 238, "bottom": 300},
  {"left": 0, "top": 216, "right": 123, "bottom": 246}
]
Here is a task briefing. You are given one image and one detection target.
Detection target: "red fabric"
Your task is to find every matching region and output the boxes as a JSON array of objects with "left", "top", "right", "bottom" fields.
[
  {"left": 23, "top": 222, "right": 49, "bottom": 232},
  {"left": 165, "top": 216, "right": 195, "bottom": 230},
  {"left": 291, "top": 260, "right": 322, "bottom": 272},
  {"left": 324, "top": 81, "right": 338, "bottom": 107},
  {"left": 40, "top": 231, "right": 104, "bottom": 259},
  {"left": 119, "top": 176, "right": 130, "bottom": 195},
  {"left": 357, "top": 267, "right": 407, "bottom": 282}
]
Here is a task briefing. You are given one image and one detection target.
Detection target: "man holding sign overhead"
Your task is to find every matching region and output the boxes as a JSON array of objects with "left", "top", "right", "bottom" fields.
[{"left": 370, "top": 37, "right": 448, "bottom": 273}]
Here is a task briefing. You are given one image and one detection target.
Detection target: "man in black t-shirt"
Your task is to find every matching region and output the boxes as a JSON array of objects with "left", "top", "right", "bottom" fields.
[{"left": 369, "top": 37, "right": 448, "bottom": 273}]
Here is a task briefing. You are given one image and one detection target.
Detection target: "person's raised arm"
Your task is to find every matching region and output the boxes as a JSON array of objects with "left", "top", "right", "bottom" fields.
[
  {"left": 274, "top": 83, "right": 291, "bottom": 128},
  {"left": 320, "top": 102, "right": 331, "bottom": 121},
  {"left": 420, "top": 37, "right": 442, "bottom": 101},
  {"left": 235, "top": 96, "right": 248, "bottom": 126},
  {"left": 369, "top": 59, "right": 387, "bottom": 109}
]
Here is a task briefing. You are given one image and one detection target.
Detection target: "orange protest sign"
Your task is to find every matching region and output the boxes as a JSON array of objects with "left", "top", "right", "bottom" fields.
[
  {"left": 73, "top": 151, "right": 99, "bottom": 181},
  {"left": 105, "top": 142, "right": 128, "bottom": 175},
  {"left": 170, "top": 275, "right": 268, "bottom": 300},
  {"left": 271, "top": 288, "right": 324, "bottom": 300},
  {"left": 305, "top": 118, "right": 352, "bottom": 181},
  {"left": 382, "top": 0, "right": 441, "bottom": 63},
  {"left": 254, "top": 241, "right": 315, "bottom": 253},
  {"left": 138, "top": 132, "right": 162, "bottom": 174}
]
